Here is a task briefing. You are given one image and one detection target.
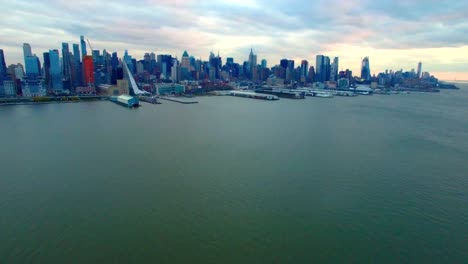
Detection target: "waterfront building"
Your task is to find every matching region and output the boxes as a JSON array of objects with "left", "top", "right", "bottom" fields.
[
  {"left": 116, "top": 79, "right": 129, "bottom": 94},
  {"left": 49, "top": 50, "right": 63, "bottom": 93},
  {"left": 156, "top": 83, "right": 185, "bottom": 95},
  {"left": 338, "top": 78, "right": 349, "bottom": 89},
  {"left": 361, "top": 57, "right": 371, "bottom": 81},
  {"left": 2, "top": 80, "right": 16, "bottom": 96},
  {"left": 21, "top": 77, "right": 46, "bottom": 97}
]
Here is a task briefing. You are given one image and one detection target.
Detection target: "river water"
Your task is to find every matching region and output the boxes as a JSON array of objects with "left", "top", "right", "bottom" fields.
[{"left": 1, "top": 85, "right": 467, "bottom": 263}]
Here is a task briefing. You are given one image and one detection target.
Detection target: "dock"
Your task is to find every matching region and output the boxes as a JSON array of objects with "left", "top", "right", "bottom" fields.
[
  {"left": 139, "top": 96, "right": 162, "bottom": 104},
  {"left": 158, "top": 96, "right": 198, "bottom": 104}
]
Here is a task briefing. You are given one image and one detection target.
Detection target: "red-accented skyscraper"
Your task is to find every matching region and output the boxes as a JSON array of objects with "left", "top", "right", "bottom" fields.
[{"left": 83, "top": 55, "right": 94, "bottom": 86}]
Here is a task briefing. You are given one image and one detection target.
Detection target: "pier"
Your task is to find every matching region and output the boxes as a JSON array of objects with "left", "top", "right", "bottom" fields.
[
  {"left": 139, "top": 96, "right": 162, "bottom": 104},
  {"left": 158, "top": 96, "right": 198, "bottom": 104}
]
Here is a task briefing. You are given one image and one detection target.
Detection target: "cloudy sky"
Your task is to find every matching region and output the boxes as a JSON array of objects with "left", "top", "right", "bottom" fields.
[{"left": 1, "top": 0, "right": 467, "bottom": 80}]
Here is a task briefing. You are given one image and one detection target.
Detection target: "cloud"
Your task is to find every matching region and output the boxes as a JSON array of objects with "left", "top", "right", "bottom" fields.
[{"left": 0, "top": 0, "right": 467, "bottom": 77}]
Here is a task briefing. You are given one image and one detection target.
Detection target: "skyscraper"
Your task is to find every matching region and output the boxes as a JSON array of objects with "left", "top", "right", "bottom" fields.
[
  {"left": 23, "top": 43, "right": 32, "bottom": 66},
  {"left": 0, "top": 49, "right": 7, "bottom": 78},
  {"left": 300, "top": 60, "right": 308, "bottom": 80},
  {"left": 361, "top": 57, "right": 371, "bottom": 81},
  {"left": 62, "top": 43, "right": 72, "bottom": 89},
  {"left": 80, "top": 36, "right": 87, "bottom": 58},
  {"left": 417, "top": 62, "right": 422, "bottom": 78},
  {"left": 73, "top": 44, "right": 82, "bottom": 86},
  {"left": 83, "top": 55, "right": 94, "bottom": 86},
  {"left": 248, "top": 48, "right": 257, "bottom": 80},
  {"left": 181, "top": 51, "right": 191, "bottom": 69},
  {"left": 324, "top": 56, "right": 330, "bottom": 82},
  {"left": 25, "top": 55, "right": 40, "bottom": 77},
  {"left": 43, "top": 52, "right": 51, "bottom": 88},
  {"left": 261, "top": 59, "right": 267, "bottom": 69},
  {"left": 330, "top": 57, "right": 339, "bottom": 82},
  {"left": 49, "top": 49, "right": 63, "bottom": 93},
  {"left": 316, "top": 55, "right": 324, "bottom": 82}
]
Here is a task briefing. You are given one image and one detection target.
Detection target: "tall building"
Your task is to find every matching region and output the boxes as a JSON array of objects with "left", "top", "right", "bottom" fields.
[
  {"left": 23, "top": 43, "right": 32, "bottom": 66},
  {"left": 80, "top": 36, "right": 87, "bottom": 58},
  {"left": 49, "top": 49, "right": 63, "bottom": 93},
  {"left": 171, "top": 58, "right": 179, "bottom": 82},
  {"left": 62, "top": 43, "right": 72, "bottom": 89},
  {"left": 181, "top": 50, "right": 191, "bottom": 69},
  {"left": 330, "top": 57, "right": 339, "bottom": 82},
  {"left": 83, "top": 55, "right": 94, "bottom": 86},
  {"left": 261, "top": 59, "right": 267, "bottom": 69},
  {"left": 315, "top": 55, "right": 324, "bottom": 82},
  {"left": 0, "top": 49, "right": 7, "bottom": 78},
  {"left": 417, "top": 62, "right": 422, "bottom": 78},
  {"left": 308, "top": 66, "right": 315, "bottom": 83},
  {"left": 25, "top": 55, "right": 41, "bottom": 77},
  {"left": 73, "top": 44, "right": 82, "bottom": 86},
  {"left": 43, "top": 52, "right": 51, "bottom": 88},
  {"left": 300, "top": 60, "right": 308, "bottom": 80},
  {"left": 248, "top": 48, "right": 257, "bottom": 80},
  {"left": 361, "top": 57, "right": 371, "bottom": 81},
  {"left": 324, "top": 56, "right": 330, "bottom": 82}
]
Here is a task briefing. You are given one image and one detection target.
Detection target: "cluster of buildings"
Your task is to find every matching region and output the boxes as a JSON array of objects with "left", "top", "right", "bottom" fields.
[{"left": 0, "top": 35, "right": 439, "bottom": 98}]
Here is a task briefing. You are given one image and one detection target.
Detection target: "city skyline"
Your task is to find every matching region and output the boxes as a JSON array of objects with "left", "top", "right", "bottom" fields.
[{"left": 1, "top": 0, "right": 467, "bottom": 80}]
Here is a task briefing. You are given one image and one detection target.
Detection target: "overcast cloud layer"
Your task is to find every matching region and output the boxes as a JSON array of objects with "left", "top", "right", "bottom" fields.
[{"left": 1, "top": 0, "right": 467, "bottom": 79}]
